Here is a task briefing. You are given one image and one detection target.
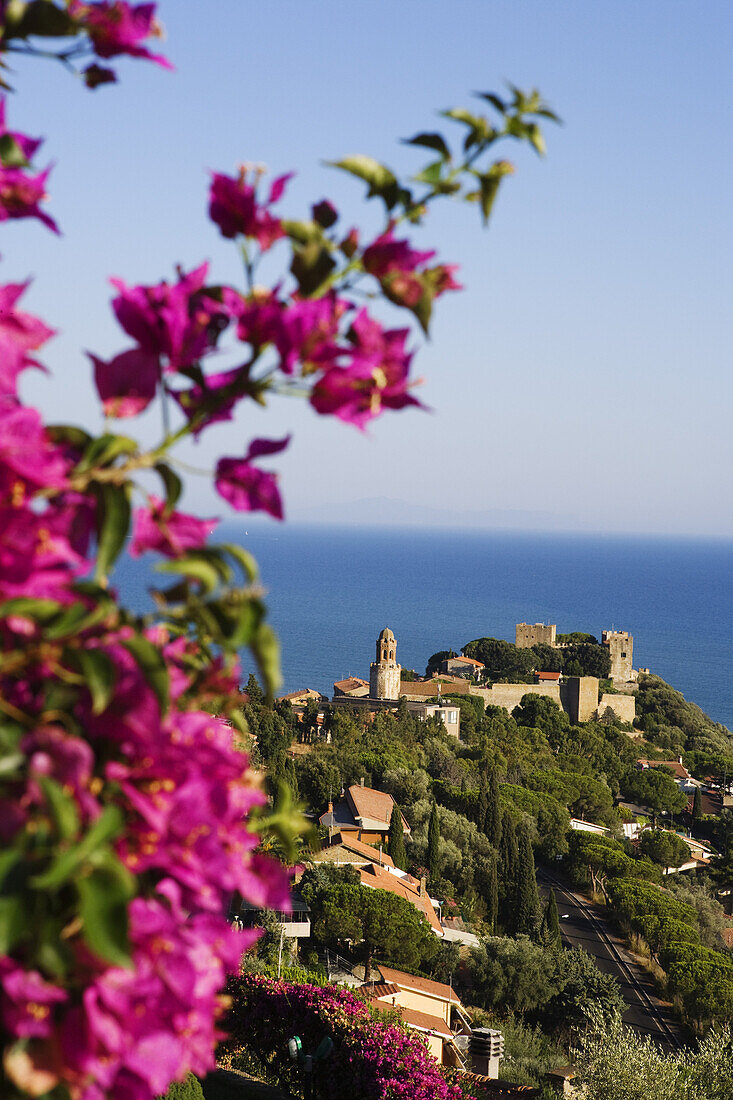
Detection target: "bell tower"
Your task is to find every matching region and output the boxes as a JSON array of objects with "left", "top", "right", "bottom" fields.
[{"left": 370, "top": 627, "right": 401, "bottom": 700}]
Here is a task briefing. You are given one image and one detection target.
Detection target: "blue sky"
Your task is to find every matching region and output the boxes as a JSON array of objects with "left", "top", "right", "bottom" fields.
[{"left": 10, "top": 1, "right": 733, "bottom": 535}]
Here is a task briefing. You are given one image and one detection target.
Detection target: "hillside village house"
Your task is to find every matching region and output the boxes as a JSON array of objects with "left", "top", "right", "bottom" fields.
[
  {"left": 362, "top": 964, "right": 472, "bottom": 1066},
  {"left": 319, "top": 782, "right": 410, "bottom": 846}
]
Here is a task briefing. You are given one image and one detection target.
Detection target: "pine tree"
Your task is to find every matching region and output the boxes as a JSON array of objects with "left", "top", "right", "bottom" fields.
[
  {"left": 486, "top": 768, "right": 501, "bottom": 848},
  {"left": 515, "top": 822, "right": 540, "bottom": 939},
  {"left": 388, "top": 803, "right": 407, "bottom": 870},
  {"left": 541, "top": 888, "right": 561, "bottom": 949},
  {"left": 427, "top": 801, "right": 441, "bottom": 881},
  {"left": 692, "top": 786, "right": 703, "bottom": 835}
]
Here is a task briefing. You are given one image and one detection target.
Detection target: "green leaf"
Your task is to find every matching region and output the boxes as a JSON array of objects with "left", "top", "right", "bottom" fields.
[
  {"left": 77, "top": 432, "right": 137, "bottom": 473},
  {"left": 251, "top": 622, "right": 282, "bottom": 697},
  {"left": 76, "top": 648, "right": 117, "bottom": 716},
  {"left": 0, "top": 895, "right": 28, "bottom": 953},
  {"left": 0, "top": 849, "right": 22, "bottom": 890},
  {"left": 0, "top": 133, "right": 28, "bottom": 168},
  {"left": 290, "top": 242, "right": 336, "bottom": 297},
  {"left": 0, "top": 597, "right": 63, "bottom": 622},
  {"left": 77, "top": 852, "right": 134, "bottom": 968},
  {"left": 221, "top": 543, "right": 259, "bottom": 582},
  {"left": 227, "top": 598, "right": 262, "bottom": 651},
  {"left": 527, "top": 122, "right": 546, "bottom": 156},
  {"left": 8, "top": 0, "right": 75, "bottom": 36},
  {"left": 281, "top": 219, "right": 323, "bottom": 245},
  {"left": 94, "top": 484, "right": 131, "bottom": 580},
  {"left": 477, "top": 92, "right": 507, "bottom": 114},
  {"left": 46, "top": 424, "right": 93, "bottom": 450},
  {"left": 38, "top": 776, "right": 80, "bottom": 840},
  {"left": 120, "top": 634, "right": 169, "bottom": 715},
  {"left": 402, "top": 132, "right": 450, "bottom": 159},
  {"left": 478, "top": 174, "right": 501, "bottom": 224},
  {"left": 442, "top": 107, "right": 483, "bottom": 128},
  {"left": 154, "top": 462, "right": 182, "bottom": 513},
  {"left": 328, "top": 154, "right": 397, "bottom": 195},
  {"left": 43, "top": 601, "right": 91, "bottom": 640},
  {"left": 31, "top": 804, "right": 124, "bottom": 890},
  {"left": 156, "top": 556, "right": 221, "bottom": 594},
  {"left": 413, "top": 160, "right": 444, "bottom": 187}
]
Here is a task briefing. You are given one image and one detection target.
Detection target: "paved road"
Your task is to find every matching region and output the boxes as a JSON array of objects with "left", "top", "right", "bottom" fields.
[{"left": 538, "top": 867, "right": 688, "bottom": 1050}]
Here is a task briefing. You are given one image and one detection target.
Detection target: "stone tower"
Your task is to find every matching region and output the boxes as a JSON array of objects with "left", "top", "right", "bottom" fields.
[
  {"left": 370, "top": 627, "right": 401, "bottom": 700},
  {"left": 602, "top": 630, "right": 634, "bottom": 682}
]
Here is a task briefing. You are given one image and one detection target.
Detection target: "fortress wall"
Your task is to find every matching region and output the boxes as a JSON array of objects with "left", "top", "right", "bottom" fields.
[
  {"left": 515, "top": 623, "right": 557, "bottom": 649},
  {"left": 598, "top": 693, "right": 636, "bottom": 724},
  {"left": 481, "top": 682, "right": 561, "bottom": 711}
]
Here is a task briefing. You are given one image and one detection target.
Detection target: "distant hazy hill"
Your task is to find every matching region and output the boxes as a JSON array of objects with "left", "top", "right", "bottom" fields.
[{"left": 289, "top": 496, "right": 574, "bottom": 531}]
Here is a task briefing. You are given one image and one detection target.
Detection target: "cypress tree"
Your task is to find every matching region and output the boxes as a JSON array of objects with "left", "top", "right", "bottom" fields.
[
  {"left": 427, "top": 801, "right": 441, "bottom": 881},
  {"left": 692, "top": 786, "right": 703, "bottom": 834},
  {"left": 515, "top": 822, "right": 540, "bottom": 939},
  {"left": 498, "top": 810, "right": 518, "bottom": 931},
  {"left": 476, "top": 771, "right": 490, "bottom": 833},
  {"left": 486, "top": 768, "right": 501, "bottom": 848},
  {"left": 485, "top": 851, "right": 499, "bottom": 933},
  {"left": 541, "top": 888, "right": 561, "bottom": 949},
  {"left": 387, "top": 803, "right": 407, "bottom": 870}
]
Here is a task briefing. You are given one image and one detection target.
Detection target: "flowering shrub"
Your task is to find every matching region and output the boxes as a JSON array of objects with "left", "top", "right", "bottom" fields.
[
  {"left": 0, "top": 4, "right": 554, "bottom": 1098},
  {"left": 221, "top": 974, "right": 462, "bottom": 1100}
]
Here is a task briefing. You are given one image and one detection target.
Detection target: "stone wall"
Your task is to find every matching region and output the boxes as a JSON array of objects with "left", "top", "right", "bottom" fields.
[
  {"left": 602, "top": 630, "right": 634, "bottom": 682},
  {"left": 515, "top": 622, "right": 557, "bottom": 648},
  {"left": 598, "top": 692, "right": 636, "bottom": 724},
  {"left": 479, "top": 682, "right": 562, "bottom": 710}
]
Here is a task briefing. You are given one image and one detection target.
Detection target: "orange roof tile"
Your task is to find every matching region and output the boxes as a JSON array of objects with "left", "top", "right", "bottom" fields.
[
  {"left": 452, "top": 656, "right": 485, "bottom": 667},
  {"left": 536, "top": 671, "right": 561, "bottom": 681},
  {"left": 376, "top": 964, "right": 461, "bottom": 1004},
  {"left": 359, "top": 865, "right": 442, "bottom": 934},
  {"left": 332, "top": 833, "right": 395, "bottom": 868},
  {"left": 347, "top": 785, "right": 410, "bottom": 832},
  {"left": 394, "top": 1005, "right": 453, "bottom": 1038},
  {"left": 334, "top": 677, "right": 369, "bottom": 691},
  {"left": 637, "top": 759, "right": 691, "bottom": 780},
  {"left": 361, "top": 982, "right": 402, "bottom": 1001}
]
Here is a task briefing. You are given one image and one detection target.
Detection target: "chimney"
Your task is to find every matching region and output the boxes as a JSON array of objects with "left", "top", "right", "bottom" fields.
[
  {"left": 469, "top": 1028, "right": 504, "bottom": 1079},
  {"left": 678, "top": 756, "right": 684, "bottom": 765},
  {"left": 360, "top": 777, "right": 364, "bottom": 787},
  {"left": 419, "top": 875, "right": 426, "bottom": 897},
  {"left": 327, "top": 800, "right": 333, "bottom": 813}
]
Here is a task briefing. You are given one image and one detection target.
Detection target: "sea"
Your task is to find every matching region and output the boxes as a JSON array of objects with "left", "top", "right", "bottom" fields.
[{"left": 113, "top": 525, "right": 733, "bottom": 733}]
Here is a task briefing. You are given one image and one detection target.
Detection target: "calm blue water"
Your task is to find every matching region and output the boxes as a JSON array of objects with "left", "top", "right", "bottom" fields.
[{"left": 113, "top": 525, "right": 733, "bottom": 732}]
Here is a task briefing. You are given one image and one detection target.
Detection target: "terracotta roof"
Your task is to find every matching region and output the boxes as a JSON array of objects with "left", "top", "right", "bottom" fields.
[
  {"left": 399, "top": 679, "right": 470, "bottom": 697},
  {"left": 376, "top": 964, "right": 461, "bottom": 1004},
  {"left": 395, "top": 1005, "right": 453, "bottom": 1038},
  {"left": 536, "top": 671, "right": 561, "bottom": 681},
  {"left": 359, "top": 865, "right": 442, "bottom": 934},
  {"left": 334, "top": 677, "right": 369, "bottom": 692},
  {"left": 452, "top": 656, "right": 485, "bottom": 667},
  {"left": 360, "top": 982, "right": 402, "bottom": 1001},
  {"left": 331, "top": 833, "right": 395, "bottom": 867},
  {"left": 637, "top": 759, "right": 691, "bottom": 780},
  {"left": 277, "top": 689, "right": 321, "bottom": 702},
  {"left": 346, "top": 785, "right": 409, "bottom": 832}
]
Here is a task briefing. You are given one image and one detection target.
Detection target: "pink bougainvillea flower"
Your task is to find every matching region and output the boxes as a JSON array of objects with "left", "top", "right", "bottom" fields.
[
  {"left": 0, "top": 506, "right": 87, "bottom": 601},
  {"left": 110, "top": 263, "right": 231, "bottom": 371},
  {"left": 70, "top": 1, "right": 173, "bottom": 69},
  {"left": 362, "top": 225, "right": 435, "bottom": 278},
  {"left": 130, "top": 496, "right": 217, "bottom": 558},
  {"left": 310, "top": 309, "right": 423, "bottom": 429},
  {"left": 172, "top": 365, "right": 248, "bottom": 434},
  {"left": 215, "top": 436, "right": 290, "bottom": 518},
  {"left": 0, "top": 281, "right": 55, "bottom": 397},
  {"left": 208, "top": 169, "right": 291, "bottom": 248},
  {"left": 235, "top": 291, "right": 347, "bottom": 376},
  {"left": 0, "top": 165, "right": 59, "bottom": 234},
  {"left": 0, "top": 960, "right": 68, "bottom": 1038},
  {"left": 0, "top": 404, "right": 68, "bottom": 499},
  {"left": 90, "top": 347, "right": 160, "bottom": 417}
]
